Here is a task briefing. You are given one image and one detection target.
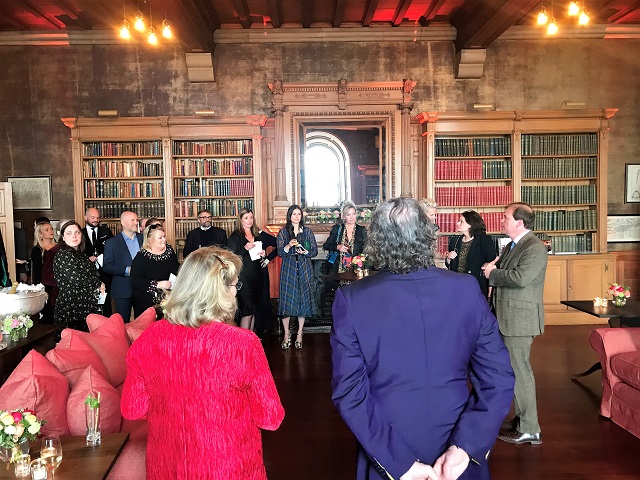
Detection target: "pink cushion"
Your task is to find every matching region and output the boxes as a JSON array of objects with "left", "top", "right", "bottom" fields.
[
  {"left": 62, "top": 315, "right": 129, "bottom": 387},
  {"left": 0, "top": 350, "right": 69, "bottom": 436},
  {"left": 125, "top": 308, "right": 157, "bottom": 344},
  {"left": 611, "top": 351, "right": 640, "bottom": 390},
  {"left": 46, "top": 332, "right": 109, "bottom": 388},
  {"left": 67, "top": 366, "right": 122, "bottom": 436}
]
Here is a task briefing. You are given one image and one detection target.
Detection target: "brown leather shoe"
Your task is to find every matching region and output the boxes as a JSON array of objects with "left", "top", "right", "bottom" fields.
[
  {"left": 498, "top": 430, "right": 542, "bottom": 445},
  {"left": 500, "top": 417, "right": 518, "bottom": 431}
]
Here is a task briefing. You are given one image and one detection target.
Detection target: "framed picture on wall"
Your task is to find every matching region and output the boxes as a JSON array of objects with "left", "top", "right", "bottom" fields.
[
  {"left": 607, "top": 215, "right": 640, "bottom": 243},
  {"left": 6, "top": 176, "right": 52, "bottom": 210},
  {"left": 626, "top": 163, "right": 640, "bottom": 203}
]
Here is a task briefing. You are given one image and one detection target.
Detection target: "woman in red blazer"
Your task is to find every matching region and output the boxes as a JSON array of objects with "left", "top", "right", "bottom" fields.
[{"left": 121, "top": 246, "right": 284, "bottom": 479}]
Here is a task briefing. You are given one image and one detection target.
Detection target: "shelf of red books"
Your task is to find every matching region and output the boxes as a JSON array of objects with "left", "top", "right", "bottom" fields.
[{"left": 434, "top": 158, "right": 512, "bottom": 181}]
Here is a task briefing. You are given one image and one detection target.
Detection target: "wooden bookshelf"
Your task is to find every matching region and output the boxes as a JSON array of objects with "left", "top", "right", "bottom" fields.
[
  {"left": 63, "top": 116, "right": 266, "bottom": 253},
  {"left": 418, "top": 109, "right": 619, "bottom": 325}
]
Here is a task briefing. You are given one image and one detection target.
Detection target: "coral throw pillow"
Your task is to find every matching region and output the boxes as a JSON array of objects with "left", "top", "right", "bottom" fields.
[
  {"left": 63, "top": 314, "right": 129, "bottom": 387},
  {"left": 67, "top": 366, "right": 122, "bottom": 436},
  {"left": 0, "top": 350, "right": 69, "bottom": 436},
  {"left": 125, "top": 307, "right": 157, "bottom": 344},
  {"left": 46, "top": 332, "right": 109, "bottom": 388}
]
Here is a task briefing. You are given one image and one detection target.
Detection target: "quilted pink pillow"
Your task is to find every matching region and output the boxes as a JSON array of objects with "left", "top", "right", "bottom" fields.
[
  {"left": 0, "top": 350, "right": 69, "bottom": 436},
  {"left": 125, "top": 307, "right": 157, "bottom": 344},
  {"left": 86, "top": 312, "right": 124, "bottom": 332},
  {"left": 67, "top": 366, "right": 122, "bottom": 436},
  {"left": 46, "top": 332, "right": 109, "bottom": 388},
  {"left": 62, "top": 315, "right": 129, "bottom": 387}
]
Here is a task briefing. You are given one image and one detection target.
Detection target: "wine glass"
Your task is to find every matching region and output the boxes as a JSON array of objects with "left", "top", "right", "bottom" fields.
[{"left": 40, "top": 435, "right": 63, "bottom": 479}]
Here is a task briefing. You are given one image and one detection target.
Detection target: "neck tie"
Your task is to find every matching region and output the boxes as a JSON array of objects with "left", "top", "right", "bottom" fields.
[
  {"left": 510, "top": 241, "right": 515, "bottom": 250},
  {"left": 92, "top": 227, "right": 97, "bottom": 246}
]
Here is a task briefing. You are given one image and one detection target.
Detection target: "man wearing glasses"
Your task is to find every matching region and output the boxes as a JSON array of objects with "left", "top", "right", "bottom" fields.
[{"left": 183, "top": 209, "right": 228, "bottom": 258}]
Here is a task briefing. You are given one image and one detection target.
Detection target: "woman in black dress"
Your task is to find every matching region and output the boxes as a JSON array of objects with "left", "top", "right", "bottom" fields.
[
  {"left": 130, "top": 225, "right": 179, "bottom": 317},
  {"left": 31, "top": 221, "right": 58, "bottom": 322},
  {"left": 323, "top": 201, "right": 367, "bottom": 275},
  {"left": 445, "top": 210, "right": 498, "bottom": 299},
  {"left": 227, "top": 208, "right": 275, "bottom": 331},
  {"left": 53, "top": 221, "right": 103, "bottom": 331}
]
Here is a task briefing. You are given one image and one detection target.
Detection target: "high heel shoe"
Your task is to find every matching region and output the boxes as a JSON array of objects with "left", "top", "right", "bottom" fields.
[
  {"left": 295, "top": 333, "right": 303, "bottom": 350},
  {"left": 281, "top": 332, "right": 291, "bottom": 350}
]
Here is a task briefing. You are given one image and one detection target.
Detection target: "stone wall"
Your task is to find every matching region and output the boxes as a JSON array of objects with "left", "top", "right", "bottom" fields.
[{"left": 1, "top": 38, "right": 638, "bottom": 237}]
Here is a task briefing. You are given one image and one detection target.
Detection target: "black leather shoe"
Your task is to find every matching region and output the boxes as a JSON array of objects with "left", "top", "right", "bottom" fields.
[
  {"left": 500, "top": 417, "right": 518, "bottom": 431},
  {"left": 498, "top": 430, "right": 542, "bottom": 445}
]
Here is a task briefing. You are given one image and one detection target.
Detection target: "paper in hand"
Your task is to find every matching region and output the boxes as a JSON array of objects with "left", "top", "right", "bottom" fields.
[
  {"left": 169, "top": 273, "right": 177, "bottom": 288},
  {"left": 96, "top": 254, "right": 104, "bottom": 269},
  {"left": 98, "top": 292, "right": 107, "bottom": 305},
  {"left": 249, "top": 241, "right": 263, "bottom": 261}
]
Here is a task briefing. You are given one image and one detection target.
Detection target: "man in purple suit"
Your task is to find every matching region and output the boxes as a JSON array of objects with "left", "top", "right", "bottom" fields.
[{"left": 331, "top": 197, "right": 515, "bottom": 480}]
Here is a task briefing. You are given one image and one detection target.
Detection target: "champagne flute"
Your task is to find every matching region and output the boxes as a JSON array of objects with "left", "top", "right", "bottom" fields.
[{"left": 40, "top": 435, "right": 63, "bottom": 479}]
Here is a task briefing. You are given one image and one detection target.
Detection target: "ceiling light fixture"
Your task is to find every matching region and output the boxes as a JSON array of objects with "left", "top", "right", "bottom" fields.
[
  {"left": 547, "top": 16, "right": 558, "bottom": 35},
  {"left": 162, "top": 19, "right": 172, "bottom": 39},
  {"left": 568, "top": 1, "right": 580, "bottom": 16},
  {"left": 134, "top": 10, "right": 145, "bottom": 32},
  {"left": 578, "top": 8, "right": 589, "bottom": 25},
  {"left": 537, "top": 0, "right": 589, "bottom": 33},
  {"left": 120, "top": 19, "right": 131, "bottom": 39},
  {"left": 537, "top": 6, "right": 549, "bottom": 25}
]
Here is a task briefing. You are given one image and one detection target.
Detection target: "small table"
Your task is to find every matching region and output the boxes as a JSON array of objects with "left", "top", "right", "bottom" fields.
[
  {"left": 323, "top": 270, "right": 377, "bottom": 284},
  {"left": 0, "top": 319, "right": 59, "bottom": 383},
  {"left": 563, "top": 299, "right": 640, "bottom": 379},
  {"left": 0, "top": 433, "right": 130, "bottom": 480}
]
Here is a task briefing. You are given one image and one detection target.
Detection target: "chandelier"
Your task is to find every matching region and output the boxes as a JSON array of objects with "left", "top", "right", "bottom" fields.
[
  {"left": 537, "top": 0, "right": 589, "bottom": 35},
  {"left": 119, "top": 1, "right": 173, "bottom": 45}
]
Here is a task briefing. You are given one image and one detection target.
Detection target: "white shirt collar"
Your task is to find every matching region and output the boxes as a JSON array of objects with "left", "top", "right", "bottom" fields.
[
  {"left": 512, "top": 230, "right": 530, "bottom": 245},
  {"left": 200, "top": 226, "right": 211, "bottom": 231}
]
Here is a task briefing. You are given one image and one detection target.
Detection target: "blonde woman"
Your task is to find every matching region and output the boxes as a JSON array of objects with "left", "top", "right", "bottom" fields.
[
  {"left": 130, "top": 224, "right": 179, "bottom": 317},
  {"left": 323, "top": 200, "right": 367, "bottom": 275},
  {"left": 31, "top": 221, "right": 59, "bottom": 322},
  {"left": 419, "top": 198, "right": 438, "bottom": 224},
  {"left": 122, "top": 246, "right": 284, "bottom": 479}
]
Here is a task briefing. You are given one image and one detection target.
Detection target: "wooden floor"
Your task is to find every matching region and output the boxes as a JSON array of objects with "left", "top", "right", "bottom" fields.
[{"left": 261, "top": 325, "right": 640, "bottom": 479}]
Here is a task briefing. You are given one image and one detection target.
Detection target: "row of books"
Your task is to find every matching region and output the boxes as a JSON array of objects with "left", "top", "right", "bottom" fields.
[
  {"left": 174, "top": 198, "right": 254, "bottom": 218},
  {"left": 522, "top": 157, "right": 597, "bottom": 178},
  {"left": 436, "top": 186, "right": 513, "bottom": 207},
  {"left": 435, "top": 159, "right": 512, "bottom": 180},
  {"left": 174, "top": 219, "right": 236, "bottom": 238},
  {"left": 172, "top": 157, "right": 253, "bottom": 177},
  {"left": 173, "top": 178, "right": 254, "bottom": 197},
  {"left": 435, "top": 137, "right": 511, "bottom": 157},
  {"left": 536, "top": 232, "right": 593, "bottom": 253},
  {"left": 83, "top": 141, "right": 162, "bottom": 157},
  {"left": 521, "top": 185, "right": 596, "bottom": 205},
  {"left": 533, "top": 209, "right": 597, "bottom": 231},
  {"left": 85, "top": 201, "right": 165, "bottom": 219},
  {"left": 437, "top": 212, "right": 504, "bottom": 234},
  {"left": 84, "top": 180, "right": 164, "bottom": 199},
  {"left": 521, "top": 134, "right": 597, "bottom": 156},
  {"left": 83, "top": 159, "right": 163, "bottom": 178},
  {"left": 172, "top": 140, "right": 253, "bottom": 156}
]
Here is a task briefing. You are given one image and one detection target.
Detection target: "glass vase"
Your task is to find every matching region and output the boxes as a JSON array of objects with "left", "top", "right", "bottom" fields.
[
  {"left": 9, "top": 329, "right": 20, "bottom": 342},
  {"left": 85, "top": 401, "right": 101, "bottom": 446},
  {"left": 0, "top": 438, "right": 30, "bottom": 463},
  {"left": 612, "top": 296, "right": 627, "bottom": 307}
]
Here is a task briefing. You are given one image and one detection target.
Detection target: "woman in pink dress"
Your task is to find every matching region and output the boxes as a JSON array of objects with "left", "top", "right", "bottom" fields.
[{"left": 121, "top": 246, "right": 284, "bottom": 479}]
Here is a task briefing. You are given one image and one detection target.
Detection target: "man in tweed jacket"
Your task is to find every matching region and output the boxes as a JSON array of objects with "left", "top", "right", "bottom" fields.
[{"left": 483, "top": 202, "right": 548, "bottom": 445}]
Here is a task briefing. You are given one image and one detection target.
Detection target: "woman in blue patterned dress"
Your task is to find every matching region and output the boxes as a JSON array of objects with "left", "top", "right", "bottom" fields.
[{"left": 277, "top": 205, "right": 318, "bottom": 350}]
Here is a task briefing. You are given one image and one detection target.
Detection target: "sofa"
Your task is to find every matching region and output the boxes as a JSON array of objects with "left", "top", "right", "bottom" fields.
[
  {"left": 590, "top": 327, "right": 640, "bottom": 439},
  {"left": 0, "top": 309, "right": 157, "bottom": 479}
]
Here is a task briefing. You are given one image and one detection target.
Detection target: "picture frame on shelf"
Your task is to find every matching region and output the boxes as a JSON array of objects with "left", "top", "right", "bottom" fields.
[
  {"left": 6, "top": 176, "right": 52, "bottom": 210},
  {"left": 607, "top": 215, "right": 640, "bottom": 243},
  {"left": 625, "top": 163, "right": 640, "bottom": 203}
]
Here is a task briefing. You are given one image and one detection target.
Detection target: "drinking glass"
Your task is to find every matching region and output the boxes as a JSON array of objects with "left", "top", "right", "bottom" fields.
[
  {"left": 14, "top": 453, "right": 31, "bottom": 478},
  {"left": 40, "top": 435, "right": 63, "bottom": 479},
  {"left": 30, "top": 458, "right": 47, "bottom": 480}
]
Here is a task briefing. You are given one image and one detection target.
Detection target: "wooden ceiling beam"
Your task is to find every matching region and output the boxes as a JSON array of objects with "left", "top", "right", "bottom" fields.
[
  {"left": 56, "top": 0, "right": 93, "bottom": 29},
  {"left": 231, "top": 0, "right": 251, "bottom": 28},
  {"left": 0, "top": 7, "right": 29, "bottom": 30},
  {"left": 21, "top": 0, "right": 65, "bottom": 29},
  {"left": 420, "top": 0, "right": 446, "bottom": 25},
  {"left": 362, "top": 0, "right": 380, "bottom": 27},
  {"left": 392, "top": 0, "right": 413, "bottom": 26},
  {"left": 267, "top": 0, "right": 282, "bottom": 27},
  {"left": 301, "top": 0, "right": 313, "bottom": 27},
  {"left": 191, "top": 0, "right": 221, "bottom": 30},
  {"left": 164, "top": 0, "right": 216, "bottom": 52},
  {"left": 333, "top": 0, "right": 347, "bottom": 27},
  {"left": 452, "top": 0, "right": 540, "bottom": 50},
  {"left": 609, "top": 0, "right": 640, "bottom": 23}
]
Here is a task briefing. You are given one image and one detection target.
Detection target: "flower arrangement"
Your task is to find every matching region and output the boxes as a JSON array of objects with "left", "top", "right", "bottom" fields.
[
  {"left": 352, "top": 254, "right": 371, "bottom": 269},
  {"left": 1, "top": 313, "right": 33, "bottom": 342},
  {"left": 358, "top": 208, "right": 373, "bottom": 223},
  {"left": 0, "top": 409, "right": 44, "bottom": 452},
  {"left": 608, "top": 283, "right": 631, "bottom": 306}
]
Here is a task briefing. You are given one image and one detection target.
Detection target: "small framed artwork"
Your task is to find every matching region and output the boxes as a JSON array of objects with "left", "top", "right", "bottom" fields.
[
  {"left": 607, "top": 215, "right": 640, "bottom": 243},
  {"left": 6, "top": 176, "right": 52, "bottom": 210},
  {"left": 626, "top": 163, "right": 640, "bottom": 203}
]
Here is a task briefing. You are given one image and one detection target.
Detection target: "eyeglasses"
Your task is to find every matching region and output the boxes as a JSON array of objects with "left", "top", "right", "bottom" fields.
[
  {"left": 230, "top": 281, "right": 243, "bottom": 291},
  {"left": 198, "top": 215, "right": 212, "bottom": 220}
]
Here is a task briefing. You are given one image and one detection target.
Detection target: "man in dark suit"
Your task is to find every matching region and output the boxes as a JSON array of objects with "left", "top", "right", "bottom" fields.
[
  {"left": 331, "top": 197, "right": 515, "bottom": 480},
  {"left": 82, "top": 207, "right": 113, "bottom": 315},
  {"left": 102, "top": 211, "right": 142, "bottom": 322},
  {"left": 182, "top": 209, "right": 227, "bottom": 258},
  {"left": 482, "top": 202, "right": 548, "bottom": 445}
]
